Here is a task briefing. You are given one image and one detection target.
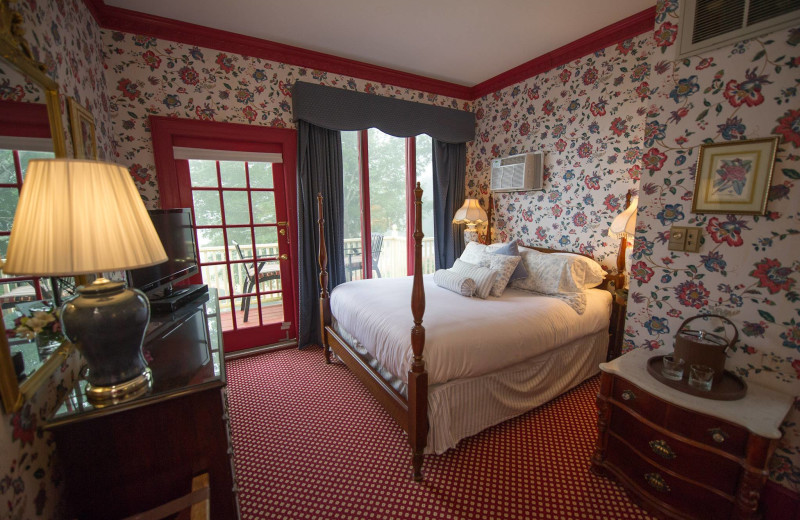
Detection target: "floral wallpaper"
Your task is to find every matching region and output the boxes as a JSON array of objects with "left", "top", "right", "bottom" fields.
[
  {"left": 466, "top": 2, "right": 800, "bottom": 491},
  {"left": 101, "top": 33, "right": 471, "bottom": 207},
  {"left": 626, "top": 3, "right": 800, "bottom": 490},
  {"left": 466, "top": 34, "right": 652, "bottom": 268},
  {"left": 0, "top": 0, "right": 112, "bottom": 518}
]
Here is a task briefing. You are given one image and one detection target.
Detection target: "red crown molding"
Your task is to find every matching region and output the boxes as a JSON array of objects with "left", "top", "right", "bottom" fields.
[
  {"left": 84, "top": 1, "right": 655, "bottom": 102},
  {"left": 83, "top": 0, "right": 473, "bottom": 100},
  {"left": 471, "top": 6, "right": 656, "bottom": 99}
]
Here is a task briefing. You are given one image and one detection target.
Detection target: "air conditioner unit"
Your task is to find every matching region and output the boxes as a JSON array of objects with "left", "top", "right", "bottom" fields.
[{"left": 490, "top": 152, "right": 543, "bottom": 192}]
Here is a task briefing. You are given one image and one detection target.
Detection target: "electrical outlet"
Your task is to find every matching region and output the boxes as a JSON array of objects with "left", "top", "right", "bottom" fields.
[
  {"left": 668, "top": 226, "right": 687, "bottom": 251},
  {"left": 685, "top": 228, "right": 701, "bottom": 252}
]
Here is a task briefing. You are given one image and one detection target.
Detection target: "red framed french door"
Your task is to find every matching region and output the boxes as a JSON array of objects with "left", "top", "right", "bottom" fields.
[{"left": 151, "top": 117, "right": 298, "bottom": 353}]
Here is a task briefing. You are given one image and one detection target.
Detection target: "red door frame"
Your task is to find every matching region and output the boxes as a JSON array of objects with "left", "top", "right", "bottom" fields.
[{"left": 150, "top": 116, "right": 299, "bottom": 351}]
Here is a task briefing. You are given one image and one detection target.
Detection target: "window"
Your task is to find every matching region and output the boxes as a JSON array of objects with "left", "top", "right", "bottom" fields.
[
  {"left": 342, "top": 130, "right": 435, "bottom": 280},
  {"left": 1, "top": 148, "right": 58, "bottom": 305}
]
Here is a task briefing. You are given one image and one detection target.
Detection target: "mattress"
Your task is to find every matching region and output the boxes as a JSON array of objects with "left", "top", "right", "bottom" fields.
[{"left": 329, "top": 274, "right": 612, "bottom": 386}]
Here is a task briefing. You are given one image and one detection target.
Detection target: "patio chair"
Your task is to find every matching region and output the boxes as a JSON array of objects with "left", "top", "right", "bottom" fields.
[
  {"left": 232, "top": 241, "right": 281, "bottom": 322},
  {"left": 345, "top": 232, "right": 383, "bottom": 281}
]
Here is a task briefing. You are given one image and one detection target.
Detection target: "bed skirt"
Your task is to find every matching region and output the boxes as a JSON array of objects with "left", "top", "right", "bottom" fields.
[{"left": 332, "top": 320, "right": 607, "bottom": 454}]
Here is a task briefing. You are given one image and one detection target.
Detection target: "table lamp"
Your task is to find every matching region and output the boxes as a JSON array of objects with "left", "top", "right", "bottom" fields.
[
  {"left": 3, "top": 159, "right": 167, "bottom": 404},
  {"left": 608, "top": 191, "right": 638, "bottom": 288},
  {"left": 452, "top": 199, "right": 488, "bottom": 245}
]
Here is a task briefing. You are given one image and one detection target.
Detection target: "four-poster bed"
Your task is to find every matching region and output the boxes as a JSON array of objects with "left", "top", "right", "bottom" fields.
[{"left": 316, "top": 186, "right": 624, "bottom": 480}]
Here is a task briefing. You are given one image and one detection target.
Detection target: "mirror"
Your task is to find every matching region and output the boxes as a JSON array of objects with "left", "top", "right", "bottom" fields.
[{"left": 0, "top": 0, "right": 70, "bottom": 413}]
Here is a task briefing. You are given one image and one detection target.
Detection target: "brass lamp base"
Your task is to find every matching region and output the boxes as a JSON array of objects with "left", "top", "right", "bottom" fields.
[{"left": 85, "top": 369, "right": 151, "bottom": 407}]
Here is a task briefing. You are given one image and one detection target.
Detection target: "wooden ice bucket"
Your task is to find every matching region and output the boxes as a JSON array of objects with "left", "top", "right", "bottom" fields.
[{"left": 673, "top": 314, "right": 738, "bottom": 384}]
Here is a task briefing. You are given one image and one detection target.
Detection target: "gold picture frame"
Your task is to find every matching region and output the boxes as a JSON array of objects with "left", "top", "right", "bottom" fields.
[
  {"left": 68, "top": 97, "right": 97, "bottom": 159},
  {"left": 692, "top": 136, "right": 779, "bottom": 215}
]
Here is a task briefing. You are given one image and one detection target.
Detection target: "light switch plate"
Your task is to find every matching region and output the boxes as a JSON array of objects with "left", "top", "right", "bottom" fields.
[
  {"left": 685, "top": 228, "right": 701, "bottom": 252},
  {"left": 668, "top": 226, "right": 687, "bottom": 251}
]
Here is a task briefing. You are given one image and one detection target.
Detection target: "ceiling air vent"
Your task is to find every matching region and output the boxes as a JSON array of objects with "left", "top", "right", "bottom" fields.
[{"left": 678, "top": 0, "right": 800, "bottom": 58}]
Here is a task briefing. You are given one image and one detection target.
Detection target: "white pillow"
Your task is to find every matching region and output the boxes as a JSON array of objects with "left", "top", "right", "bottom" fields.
[
  {"left": 433, "top": 269, "right": 476, "bottom": 297},
  {"left": 486, "top": 254, "right": 521, "bottom": 297},
  {"left": 552, "top": 253, "right": 606, "bottom": 290},
  {"left": 510, "top": 251, "right": 565, "bottom": 294},
  {"left": 459, "top": 241, "right": 487, "bottom": 265},
  {"left": 450, "top": 259, "right": 497, "bottom": 299}
]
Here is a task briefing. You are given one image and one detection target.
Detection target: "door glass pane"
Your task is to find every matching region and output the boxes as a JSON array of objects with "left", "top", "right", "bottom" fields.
[
  {"left": 254, "top": 227, "right": 278, "bottom": 260},
  {"left": 222, "top": 191, "right": 250, "bottom": 225},
  {"left": 0, "top": 188, "right": 19, "bottom": 231},
  {"left": 192, "top": 190, "right": 221, "bottom": 226},
  {"left": 341, "top": 131, "right": 362, "bottom": 280},
  {"left": 189, "top": 160, "right": 218, "bottom": 187},
  {"left": 415, "top": 134, "right": 435, "bottom": 275},
  {"left": 226, "top": 227, "right": 253, "bottom": 259},
  {"left": 220, "top": 161, "right": 246, "bottom": 188},
  {"left": 0, "top": 150, "right": 15, "bottom": 184},
  {"left": 368, "top": 128, "right": 406, "bottom": 278},
  {"left": 248, "top": 162, "right": 273, "bottom": 189},
  {"left": 250, "top": 191, "right": 276, "bottom": 224}
]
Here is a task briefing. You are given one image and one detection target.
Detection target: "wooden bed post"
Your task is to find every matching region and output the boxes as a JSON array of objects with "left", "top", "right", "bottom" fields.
[
  {"left": 317, "top": 193, "right": 332, "bottom": 363},
  {"left": 407, "top": 182, "right": 428, "bottom": 481}
]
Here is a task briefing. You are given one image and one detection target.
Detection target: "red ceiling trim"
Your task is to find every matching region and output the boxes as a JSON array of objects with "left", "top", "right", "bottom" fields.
[
  {"left": 471, "top": 6, "right": 656, "bottom": 99},
  {"left": 84, "top": 1, "right": 655, "bottom": 102},
  {"left": 83, "top": 0, "right": 473, "bottom": 100}
]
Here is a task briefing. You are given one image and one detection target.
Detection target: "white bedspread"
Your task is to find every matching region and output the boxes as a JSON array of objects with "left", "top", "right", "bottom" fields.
[{"left": 329, "top": 275, "right": 611, "bottom": 386}]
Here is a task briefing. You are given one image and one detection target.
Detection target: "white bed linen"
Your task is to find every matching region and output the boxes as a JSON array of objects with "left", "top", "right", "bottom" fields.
[{"left": 329, "top": 275, "right": 611, "bottom": 385}]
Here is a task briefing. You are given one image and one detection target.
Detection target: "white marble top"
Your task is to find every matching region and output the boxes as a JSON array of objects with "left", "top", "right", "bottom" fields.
[{"left": 600, "top": 348, "right": 794, "bottom": 440}]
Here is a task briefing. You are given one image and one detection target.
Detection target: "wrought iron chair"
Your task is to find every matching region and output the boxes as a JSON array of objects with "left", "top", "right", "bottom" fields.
[
  {"left": 345, "top": 232, "right": 384, "bottom": 281},
  {"left": 232, "top": 240, "right": 281, "bottom": 322}
]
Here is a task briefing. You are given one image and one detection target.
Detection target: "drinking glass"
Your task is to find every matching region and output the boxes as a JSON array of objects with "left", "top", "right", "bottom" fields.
[
  {"left": 688, "top": 364, "right": 714, "bottom": 391},
  {"left": 661, "top": 355, "right": 685, "bottom": 381}
]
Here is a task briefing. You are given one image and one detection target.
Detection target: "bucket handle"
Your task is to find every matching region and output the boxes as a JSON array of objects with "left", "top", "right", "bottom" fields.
[{"left": 677, "top": 314, "right": 738, "bottom": 349}]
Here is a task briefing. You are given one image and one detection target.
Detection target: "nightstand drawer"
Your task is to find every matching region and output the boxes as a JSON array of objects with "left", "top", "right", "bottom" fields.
[
  {"left": 610, "top": 405, "right": 741, "bottom": 496},
  {"left": 664, "top": 405, "right": 749, "bottom": 458},
  {"left": 606, "top": 434, "right": 734, "bottom": 520},
  {"left": 611, "top": 377, "right": 667, "bottom": 425}
]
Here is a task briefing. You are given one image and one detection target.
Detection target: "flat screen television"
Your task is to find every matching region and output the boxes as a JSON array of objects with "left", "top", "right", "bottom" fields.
[{"left": 127, "top": 208, "right": 199, "bottom": 299}]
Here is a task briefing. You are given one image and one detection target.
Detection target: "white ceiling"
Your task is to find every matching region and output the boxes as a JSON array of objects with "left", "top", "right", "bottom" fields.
[{"left": 107, "top": 0, "right": 655, "bottom": 87}]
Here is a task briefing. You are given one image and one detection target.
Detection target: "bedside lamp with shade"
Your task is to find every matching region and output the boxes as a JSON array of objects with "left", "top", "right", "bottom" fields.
[
  {"left": 452, "top": 198, "right": 488, "bottom": 245},
  {"left": 607, "top": 191, "right": 638, "bottom": 288},
  {"left": 3, "top": 159, "right": 167, "bottom": 404}
]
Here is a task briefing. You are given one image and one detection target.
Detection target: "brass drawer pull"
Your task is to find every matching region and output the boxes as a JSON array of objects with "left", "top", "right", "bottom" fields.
[
  {"left": 644, "top": 472, "right": 671, "bottom": 493},
  {"left": 709, "top": 428, "right": 728, "bottom": 443},
  {"left": 649, "top": 439, "right": 676, "bottom": 460},
  {"left": 621, "top": 390, "right": 636, "bottom": 401}
]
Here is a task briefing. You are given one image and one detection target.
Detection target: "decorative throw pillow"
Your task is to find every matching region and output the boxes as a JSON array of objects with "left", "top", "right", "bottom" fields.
[
  {"left": 552, "top": 253, "right": 606, "bottom": 289},
  {"left": 486, "top": 254, "right": 521, "bottom": 297},
  {"left": 459, "top": 241, "right": 487, "bottom": 265},
  {"left": 487, "top": 241, "right": 527, "bottom": 282},
  {"left": 433, "top": 269, "right": 476, "bottom": 297},
  {"left": 450, "top": 259, "right": 497, "bottom": 299},
  {"left": 510, "top": 251, "right": 566, "bottom": 294}
]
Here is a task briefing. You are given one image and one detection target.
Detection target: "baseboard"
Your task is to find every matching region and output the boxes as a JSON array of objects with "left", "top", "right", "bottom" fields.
[
  {"left": 224, "top": 340, "right": 297, "bottom": 360},
  {"left": 764, "top": 480, "right": 800, "bottom": 520}
]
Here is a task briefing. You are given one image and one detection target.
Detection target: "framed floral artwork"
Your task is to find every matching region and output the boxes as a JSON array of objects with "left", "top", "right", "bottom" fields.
[
  {"left": 692, "top": 136, "right": 779, "bottom": 215},
  {"left": 68, "top": 97, "right": 97, "bottom": 159}
]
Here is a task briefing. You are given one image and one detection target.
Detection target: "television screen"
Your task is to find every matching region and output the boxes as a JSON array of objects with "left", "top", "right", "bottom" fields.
[{"left": 127, "top": 208, "right": 198, "bottom": 297}]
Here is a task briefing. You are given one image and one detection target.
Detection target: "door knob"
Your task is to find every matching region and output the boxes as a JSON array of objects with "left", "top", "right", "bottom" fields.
[{"left": 279, "top": 254, "right": 288, "bottom": 261}]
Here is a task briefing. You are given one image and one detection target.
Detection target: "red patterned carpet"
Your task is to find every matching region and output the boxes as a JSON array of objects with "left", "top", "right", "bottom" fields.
[{"left": 226, "top": 347, "right": 654, "bottom": 520}]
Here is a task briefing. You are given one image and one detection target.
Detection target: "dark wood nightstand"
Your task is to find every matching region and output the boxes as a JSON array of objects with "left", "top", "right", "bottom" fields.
[{"left": 592, "top": 348, "right": 792, "bottom": 520}]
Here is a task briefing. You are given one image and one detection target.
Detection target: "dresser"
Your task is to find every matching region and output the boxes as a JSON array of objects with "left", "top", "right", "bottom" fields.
[
  {"left": 46, "top": 289, "right": 239, "bottom": 520},
  {"left": 592, "top": 348, "right": 792, "bottom": 520}
]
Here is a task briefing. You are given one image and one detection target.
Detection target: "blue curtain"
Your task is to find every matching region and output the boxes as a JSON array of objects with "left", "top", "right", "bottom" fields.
[
  {"left": 297, "top": 121, "right": 346, "bottom": 348},
  {"left": 432, "top": 140, "right": 467, "bottom": 270}
]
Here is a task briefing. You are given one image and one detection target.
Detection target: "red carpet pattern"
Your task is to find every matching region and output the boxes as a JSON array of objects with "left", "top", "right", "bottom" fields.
[{"left": 226, "top": 347, "right": 654, "bottom": 519}]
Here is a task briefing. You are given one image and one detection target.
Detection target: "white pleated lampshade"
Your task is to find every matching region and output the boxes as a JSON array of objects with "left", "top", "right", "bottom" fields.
[
  {"left": 452, "top": 199, "right": 488, "bottom": 225},
  {"left": 3, "top": 159, "right": 167, "bottom": 276},
  {"left": 608, "top": 197, "right": 639, "bottom": 240}
]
